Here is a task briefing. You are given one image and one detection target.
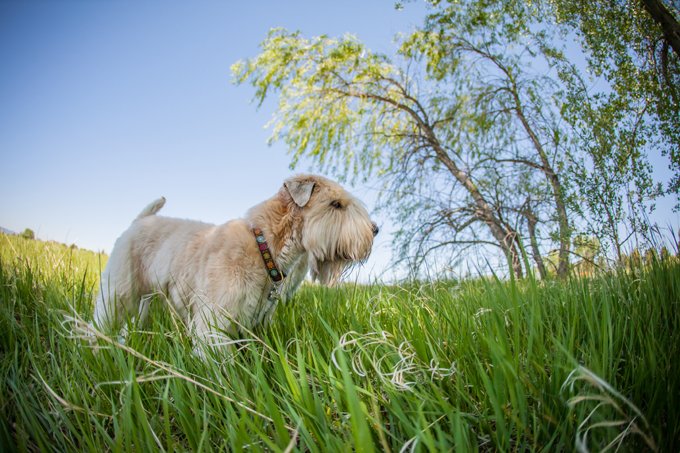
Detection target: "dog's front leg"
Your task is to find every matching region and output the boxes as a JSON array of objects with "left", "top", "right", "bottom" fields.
[
  {"left": 93, "top": 274, "right": 132, "bottom": 334},
  {"left": 188, "top": 297, "right": 239, "bottom": 358}
]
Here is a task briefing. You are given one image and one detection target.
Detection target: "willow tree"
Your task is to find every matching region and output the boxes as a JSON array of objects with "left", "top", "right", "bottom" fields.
[
  {"left": 233, "top": 24, "right": 583, "bottom": 278},
  {"left": 233, "top": 30, "right": 528, "bottom": 277},
  {"left": 235, "top": 0, "right": 680, "bottom": 277},
  {"left": 407, "top": 0, "right": 675, "bottom": 270},
  {"left": 400, "top": 28, "right": 574, "bottom": 277}
]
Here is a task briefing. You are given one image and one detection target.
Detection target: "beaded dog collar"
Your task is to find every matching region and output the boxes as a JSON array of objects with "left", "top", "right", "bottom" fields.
[{"left": 252, "top": 227, "right": 285, "bottom": 283}]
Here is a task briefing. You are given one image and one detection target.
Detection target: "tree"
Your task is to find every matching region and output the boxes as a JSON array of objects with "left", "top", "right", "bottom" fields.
[
  {"left": 233, "top": 29, "right": 529, "bottom": 277},
  {"left": 558, "top": 68, "right": 662, "bottom": 263},
  {"left": 407, "top": 0, "right": 674, "bottom": 265},
  {"left": 233, "top": 26, "right": 586, "bottom": 278},
  {"left": 400, "top": 26, "right": 574, "bottom": 277},
  {"left": 233, "top": 0, "right": 675, "bottom": 278},
  {"left": 20, "top": 228, "right": 35, "bottom": 240},
  {"left": 572, "top": 234, "right": 602, "bottom": 275},
  {"left": 544, "top": 0, "right": 680, "bottom": 196},
  {"left": 424, "top": 0, "right": 680, "bottom": 269},
  {"left": 641, "top": 0, "right": 680, "bottom": 56}
]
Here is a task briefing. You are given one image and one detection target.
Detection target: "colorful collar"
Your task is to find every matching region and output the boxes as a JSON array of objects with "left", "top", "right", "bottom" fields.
[{"left": 253, "top": 227, "right": 285, "bottom": 283}]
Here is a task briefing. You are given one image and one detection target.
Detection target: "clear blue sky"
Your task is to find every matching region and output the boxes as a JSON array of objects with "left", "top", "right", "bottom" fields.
[
  {"left": 1, "top": 1, "right": 678, "bottom": 282},
  {"left": 0, "top": 0, "right": 430, "bottom": 281}
]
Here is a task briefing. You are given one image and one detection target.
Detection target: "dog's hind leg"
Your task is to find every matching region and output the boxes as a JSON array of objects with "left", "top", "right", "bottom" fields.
[
  {"left": 93, "top": 272, "right": 130, "bottom": 334},
  {"left": 93, "top": 238, "right": 141, "bottom": 334}
]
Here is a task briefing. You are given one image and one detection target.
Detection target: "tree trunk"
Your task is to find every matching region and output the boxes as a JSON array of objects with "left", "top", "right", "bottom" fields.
[
  {"left": 523, "top": 206, "right": 548, "bottom": 279},
  {"left": 347, "top": 86, "right": 525, "bottom": 278},
  {"left": 641, "top": 0, "right": 680, "bottom": 58},
  {"left": 511, "top": 91, "right": 571, "bottom": 278},
  {"left": 466, "top": 50, "right": 572, "bottom": 277},
  {"left": 428, "top": 139, "right": 524, "bottom": 278}
]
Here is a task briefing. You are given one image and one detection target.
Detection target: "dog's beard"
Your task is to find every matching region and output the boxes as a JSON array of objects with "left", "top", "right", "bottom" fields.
[
  {"left": 310, "top": 258, "right": 351, "bottom": 286},
  {"left": 303, "top": 210, "right": 375, "bottom": 285}
]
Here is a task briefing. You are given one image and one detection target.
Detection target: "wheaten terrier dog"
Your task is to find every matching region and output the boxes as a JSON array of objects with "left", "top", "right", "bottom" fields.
[{"left": 93, "top": 174, "right": 378, "bottom": 353}]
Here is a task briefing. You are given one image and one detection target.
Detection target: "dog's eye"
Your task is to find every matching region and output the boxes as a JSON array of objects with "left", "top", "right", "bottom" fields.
[{"left": 330, "top": 200, "right": 342, "bottom": 209}]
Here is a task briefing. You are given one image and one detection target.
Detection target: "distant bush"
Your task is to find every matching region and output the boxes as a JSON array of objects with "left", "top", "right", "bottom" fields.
[{"left": 20, "top": 228, "right": 35, "bottom": 240}]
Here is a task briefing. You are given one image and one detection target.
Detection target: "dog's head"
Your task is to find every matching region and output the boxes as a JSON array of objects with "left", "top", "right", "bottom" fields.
[{"left": 283, "top": 174, "right": 378, "bottom": 285}]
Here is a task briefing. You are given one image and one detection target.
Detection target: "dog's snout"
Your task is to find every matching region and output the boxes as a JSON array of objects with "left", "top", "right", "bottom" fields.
[{"left": 372, "top": 222, "right": 379, "bottom": 236}]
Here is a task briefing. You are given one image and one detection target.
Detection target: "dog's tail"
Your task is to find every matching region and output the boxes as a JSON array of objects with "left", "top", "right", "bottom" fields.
[{"left": 136, "top": 197, "right": 166, "bottom": 220}]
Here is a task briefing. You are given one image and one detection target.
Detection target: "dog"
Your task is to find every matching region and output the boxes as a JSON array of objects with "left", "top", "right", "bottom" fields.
[{"left": 93, "top": 174, "right": 378, "bottom": 353}]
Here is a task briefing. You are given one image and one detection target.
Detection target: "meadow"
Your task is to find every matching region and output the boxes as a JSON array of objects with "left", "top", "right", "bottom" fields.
[{"left": 1, "top": 232, "right": 678, "bottom": 452}]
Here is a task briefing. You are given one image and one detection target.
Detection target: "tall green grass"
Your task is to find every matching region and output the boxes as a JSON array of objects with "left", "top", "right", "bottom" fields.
[{"left": 1, "top": 232, "right": 678, "bottom": 451}]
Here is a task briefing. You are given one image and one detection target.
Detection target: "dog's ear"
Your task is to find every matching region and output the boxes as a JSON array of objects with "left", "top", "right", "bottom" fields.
[{"left": 284, "top": 177, "right": 315, "bottom": 207}]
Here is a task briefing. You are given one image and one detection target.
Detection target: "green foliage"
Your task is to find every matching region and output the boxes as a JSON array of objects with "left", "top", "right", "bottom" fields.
[
  {"left": 2, "top": 233, "right": 680, "bottom": 450},
  {"left": 420, "top": 0, "right": 680, "bottom": 198},
  {"left": 19, "top": 228, "right": 34, "bottom": 240},
  {"left": 414, "top": 0, "right": 671, "bottom": 265},
  {"left": 232, "top": 29, "right": 411, "bottom": 182},
  {"left": 545, "top": 0, "right": 680, "bottom": 194},
  {"left": 233, "top": 23, "right": 578, "bottom": 278},
  {"left": 234, "top": 2, "right": 677, "bottom": 275}
]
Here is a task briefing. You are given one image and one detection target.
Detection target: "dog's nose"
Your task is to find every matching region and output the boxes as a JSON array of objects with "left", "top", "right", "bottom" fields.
[{"left": 372, "top": 222, "right": 379, "bottom": 236}]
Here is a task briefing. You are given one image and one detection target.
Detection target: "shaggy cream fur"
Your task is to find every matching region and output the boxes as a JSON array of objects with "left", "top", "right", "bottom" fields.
[{"left": 93, "top": 174, "right": 377, "bottom": 353}]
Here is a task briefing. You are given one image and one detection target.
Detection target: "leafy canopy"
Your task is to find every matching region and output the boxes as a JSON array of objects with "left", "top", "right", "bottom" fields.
[{"left": 232, "top": 29, "right": 418, "bottom": 182}]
